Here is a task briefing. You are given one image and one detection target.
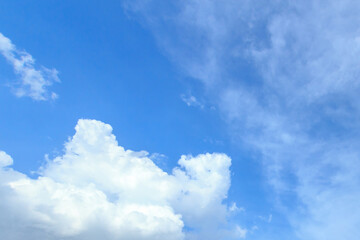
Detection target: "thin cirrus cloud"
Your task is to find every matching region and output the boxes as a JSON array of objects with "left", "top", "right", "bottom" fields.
[
  {"left": 0, "top": 32, "right": 59, "bottom": 101},
  {"left": 0, "top": 119, "right": 245, "bottom": 240},
  {"left": 124, "top": 0, "right": 360, "bottom": 239}
]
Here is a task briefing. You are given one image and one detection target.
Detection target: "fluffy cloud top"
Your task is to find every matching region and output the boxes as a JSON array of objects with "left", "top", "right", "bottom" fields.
[
  {"left": 0, "top": 119, "right": 243, "bottom": 240},
  {"left": 0, "top": 32, "right": 59, "bottom": 100}
]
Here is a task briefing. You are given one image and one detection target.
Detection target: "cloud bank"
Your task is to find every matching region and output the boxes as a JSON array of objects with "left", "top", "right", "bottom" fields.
[
  {"left": 0, "top": 119, "right": 243, "bottom": 240},
  {"left": 0, "top": 32, "right": 59, "bottom": 100}
]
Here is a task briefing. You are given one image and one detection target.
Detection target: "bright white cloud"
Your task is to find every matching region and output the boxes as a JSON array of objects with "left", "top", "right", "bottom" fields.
[
  {"left": 0, "top": 32, "right": 59, "bottom": 101},
  {"left": 124, "top": 0, "right": 360, "bottom": 239},
  {"left": 0, "top": 119, "right": 241, "bottom": 240}
]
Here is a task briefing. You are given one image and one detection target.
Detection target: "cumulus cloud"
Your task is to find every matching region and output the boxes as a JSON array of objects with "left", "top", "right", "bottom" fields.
[
  {"left": 124, "top": 0, "right": 360, "bottom": 239},
  {"left": 0, "top": 119, "right": 242, "bottom": 240},
  {"left": 0, "top": 32, "right": 59, "bottom": 100}
]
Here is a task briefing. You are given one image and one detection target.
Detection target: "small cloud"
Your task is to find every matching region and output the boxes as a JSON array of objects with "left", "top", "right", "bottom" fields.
[
  {"left": 203, "top": 138, "right": 224, "bottom": 146},
  {"left": 149, "top": 152, "right": 168, "bottom": 169},
  {"left": 229, "top": 202, "right": 245, "bottom": 213},
  {"left": 149, "top": 152, "right": 167, "bottom": 161},
  {"left": 180, "top": 93, "right": 204, "bottom": 108},
  {"left": 0, "top": 32, "right": 59, "bottom": 101},
  {"left": 259, "top": 214, "right": 272, "bottom": 223},
  {"left": 234, "top": 225, "right": 247, "bottom": 239}
]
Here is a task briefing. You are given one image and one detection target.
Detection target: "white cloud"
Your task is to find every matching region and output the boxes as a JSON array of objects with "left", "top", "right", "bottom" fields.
[
  {"left": 180, "top": 94, "right": 204, "bottom": 108},
  {"left": 234, "top": 225, "right": 247, "bottom": 239},
  {"left": 0, "top": 151, "right": 13, "bottom": 167},
  {"left": 0, "top": 32, "right": 59, "bottom": 101},
  {"left": 0, "top": 119, "right": 241, "bottom": 240},
  {"left": 124, "top": 0, "right": 360, "bottom": 239},
  {"left": 229, "top": 202, "right": 245, "bottom": 213}
]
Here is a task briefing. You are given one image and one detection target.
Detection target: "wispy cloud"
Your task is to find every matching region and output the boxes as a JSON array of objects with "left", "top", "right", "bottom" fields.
[
  {"left": 228, "top": 202, "right": 245, "bottom": 213},
  {"left": 180, "top": 94, "right": 204, "bottom": 108},
  {"left": 259, "top": 214, "right": 272, "bottom": 223},
  {"left": 0, "top": 33, "right": 59, "bottom": 101},
  {"left": 125, "top": 0, "right": 360, "bottom": 239}
]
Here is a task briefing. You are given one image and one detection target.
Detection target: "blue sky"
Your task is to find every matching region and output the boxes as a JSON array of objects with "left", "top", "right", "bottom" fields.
[{"left": 1, "top": 1, "right": 360, "bottom": 240}]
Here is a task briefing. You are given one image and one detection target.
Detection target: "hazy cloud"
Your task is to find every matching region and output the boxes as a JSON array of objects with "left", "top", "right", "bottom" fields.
[
  {"left": 180, "top": 94, "right": 204, "bottom": 108},
  {"left": 124, "top": 0, "right": 360, "bottom": 239}
]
